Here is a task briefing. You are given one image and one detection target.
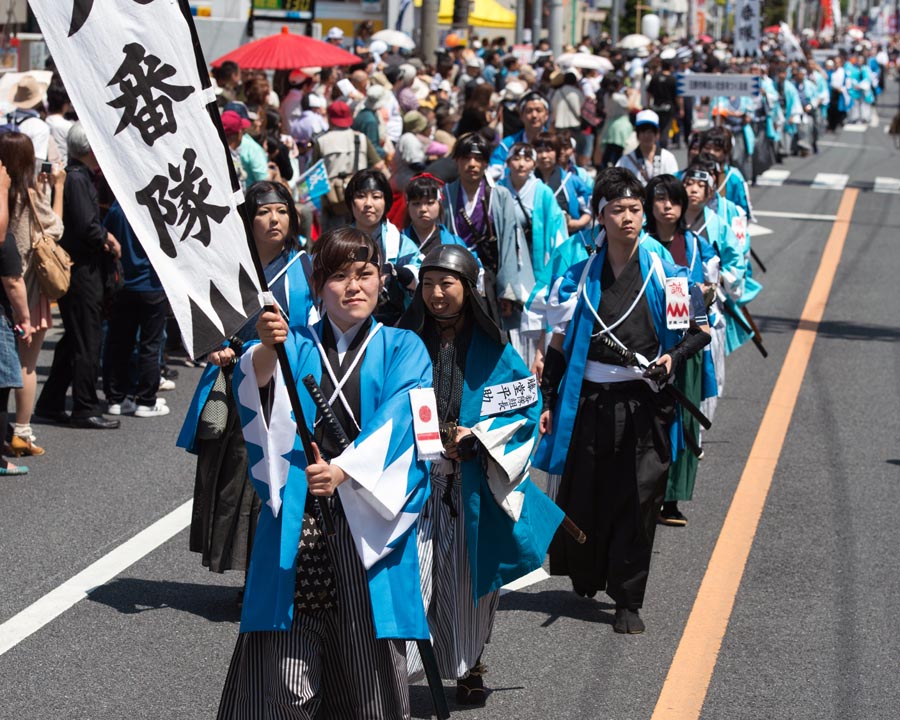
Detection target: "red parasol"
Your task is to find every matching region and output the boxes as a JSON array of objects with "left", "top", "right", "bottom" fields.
[
  {"left": 211, "top": 26, "right": 360, "bottom": 70},
  {"left": 698, "top": 34, "right": 713, "bottom": 43},
  {"left": 763, "top": 25, "right": 781, "bottom": 34}
]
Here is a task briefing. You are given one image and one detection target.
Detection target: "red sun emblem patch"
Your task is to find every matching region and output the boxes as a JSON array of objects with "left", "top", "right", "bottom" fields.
[{"left": 419, "top": 405, "right": 432, "bottom": 423}]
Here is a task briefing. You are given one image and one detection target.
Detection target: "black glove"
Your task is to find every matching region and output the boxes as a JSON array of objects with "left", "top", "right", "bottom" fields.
[{"left": 540, "top": 346, "right": 567, "bottom": 412}]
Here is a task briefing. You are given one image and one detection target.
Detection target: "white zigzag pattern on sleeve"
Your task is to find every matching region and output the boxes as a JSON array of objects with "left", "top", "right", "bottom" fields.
[{"left": 236, "top": 349, "right": 296, "bottom": 518}]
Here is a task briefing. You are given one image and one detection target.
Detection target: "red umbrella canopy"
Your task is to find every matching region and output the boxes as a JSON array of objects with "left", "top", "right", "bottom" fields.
[{"left": 211, "top": 26, "right": 360, "bottom": 70}]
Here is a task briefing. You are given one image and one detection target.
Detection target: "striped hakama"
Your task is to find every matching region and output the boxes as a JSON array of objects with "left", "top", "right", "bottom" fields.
[
  {"left": 217, "top": 504, "right": 409, "bottom": 720},
  {"left": 409, "top": 461, "right": 499, "bottom": 681}
]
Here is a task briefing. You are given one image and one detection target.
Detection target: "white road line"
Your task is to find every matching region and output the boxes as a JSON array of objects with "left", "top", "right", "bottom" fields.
[
  {"left": 748, "top": 223, "right": 773, "bottom": 237},
  {"left": 874, "top": 177, "right": 900, "bottom": 194},
  {"left": 756, "top": 169, "right": 791, "bottom": 186},
  {"left": 817, "top": 140, "right": 883, "bottom": 151},
  {"left": 753, "top": 210, "right": 837, "bottom": 221},
  {"left": 811, "top": 172, "right": 849, "bottom": 190},
  {"left": 0, "top": 500, "right": 193, "bottom": 657},
  {"left": 499, "top": 567, "right": 551, "bottom": 595},
  {"left": 843, "top": 124, "right": 868, "bottom": 133}
]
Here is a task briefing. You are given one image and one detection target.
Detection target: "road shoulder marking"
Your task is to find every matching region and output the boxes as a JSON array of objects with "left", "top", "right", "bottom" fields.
[{"left": 652, "top": 189, "right": 859, "bottom": 720}]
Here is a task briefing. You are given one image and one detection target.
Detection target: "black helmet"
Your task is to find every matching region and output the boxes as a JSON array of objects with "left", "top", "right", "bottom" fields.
[
  {"left": 397, "top": 244, "right": 506, "bottom": 346},
  {"left": 418, "top": 244, "right": 479, "bottom": 287}
]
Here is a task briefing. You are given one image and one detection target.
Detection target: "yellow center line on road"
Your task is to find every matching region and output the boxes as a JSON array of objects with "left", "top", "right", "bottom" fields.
[{"left": 652, "top": 188, "right": 859, "bottom": 720}]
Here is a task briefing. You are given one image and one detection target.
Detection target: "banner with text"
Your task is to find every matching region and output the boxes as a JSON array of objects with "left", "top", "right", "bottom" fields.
[
  {"left": 732, "top": 0, "right": 761, "bottom": 57},
  {"left": 30, "top": 0, "right": 261, "bottom": 358},
  {"left": 676, "top": 73, "right": 761, "bottom": 98}
]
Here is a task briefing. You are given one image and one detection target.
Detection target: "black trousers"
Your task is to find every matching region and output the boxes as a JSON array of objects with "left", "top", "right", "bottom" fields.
[
  {"left": 657, "top": 111, "right": 674, "bottom": 148},
  {"left": 104, "top": 289, "right": 168, "bottom": 406},
  {"left": 827, "top": 89, "right": 846, "bottom": 131},
  {"left": 549, "top": 380, "right": 674, "bottom": 610},
  {"left": 38, "top": 262, "right": 105, "bottom": 418}
]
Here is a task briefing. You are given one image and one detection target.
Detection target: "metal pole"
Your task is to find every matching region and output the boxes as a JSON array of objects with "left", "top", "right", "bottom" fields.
[
  {"left": 452, "top": 0, "right": 470, "bottom": 33},
  {"left": 549, "top": 0, "right": 564, "bottom": 55},
  {"left": 422, "top": 0, "right": 439, "bottom": 61},
  {"left": 533, "top": 0, "right": 544, "bottom": 50},
  {"left": 687, "top": 0, "right": 695, "bottom": 40},
  {"left": 611, "top": 0, "right": 620, "bottom": 44},
  {"left": 516, "top": 0, "right": 526, "bottom": 44}
]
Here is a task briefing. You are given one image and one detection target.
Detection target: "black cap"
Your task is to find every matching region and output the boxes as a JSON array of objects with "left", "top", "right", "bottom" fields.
[{"left": 418, "top": 244, "right": 480, "bottom": 287}]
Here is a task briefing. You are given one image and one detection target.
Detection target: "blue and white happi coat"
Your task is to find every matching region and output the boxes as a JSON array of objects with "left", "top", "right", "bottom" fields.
[
  {"left": 456, "top": 327, "right": 564, "bottom": 599},
  {"left": 534, "top": 243, "right": 688, "bottom": 476},
  {"left": 232, "top": 321, "right": 432, "bottom": 640}
]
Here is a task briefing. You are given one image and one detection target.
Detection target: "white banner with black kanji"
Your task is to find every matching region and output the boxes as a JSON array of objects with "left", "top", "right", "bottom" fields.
[
  {"left": 30, "top": 0, "right": 261, "bottom": 358},
  {"left": 733, "top": 0, "right": 762, "bottom": 58}
]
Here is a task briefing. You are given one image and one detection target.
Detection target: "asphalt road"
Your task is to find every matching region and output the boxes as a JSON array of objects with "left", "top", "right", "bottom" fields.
[{"left": 2, "top": 91, "right": 900, "bottom": 720}]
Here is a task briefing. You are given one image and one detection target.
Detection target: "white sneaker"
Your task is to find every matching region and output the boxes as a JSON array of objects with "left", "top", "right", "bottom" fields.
[
  {"left": 134, "top": 400, "right": 171, "bottom": 418},
  {"left": 158, "top": 377, "right": 176, "bottom": 391},
  {"left": 108, "top": 398, "right": 137, "bottom": 415}
]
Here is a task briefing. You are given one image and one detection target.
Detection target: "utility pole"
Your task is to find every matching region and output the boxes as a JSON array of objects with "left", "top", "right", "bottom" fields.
[
  {"left": 533, "top": 0, "right": 544, "bottom": 49},
  {"left": 422, "top": 0, "right": 439, "bottom": 60},
  {"left": 549, "top": 0, "right": 563, "bottom": 55},
  {"left": 452, "top": 0, "right": 470, "bottom": 40},
  {"left": 516, "top": 0, "right": 526, "bottom": 44},
  {"left": 611, "top": 0, "right": 621, "bottom": 44}
]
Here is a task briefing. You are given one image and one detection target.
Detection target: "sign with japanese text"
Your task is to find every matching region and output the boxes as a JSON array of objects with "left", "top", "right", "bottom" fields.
[
  {"left": 481, "top": 375, "right": 539, "bottom": 417},
  {"left": 676, "top": 73, "right": 760, "bottom": 97},
  {"left": 732, "top": 0, "right": 761, "bottom": 57},
  {"left": 30, "top": 0, "right": 262, "bottom": 358},
  {"left": 665, "top": 277, "right": 690, "bottom": 330},
  {"left": 252, "top": 0, "right": 316, "bottom": 21}
]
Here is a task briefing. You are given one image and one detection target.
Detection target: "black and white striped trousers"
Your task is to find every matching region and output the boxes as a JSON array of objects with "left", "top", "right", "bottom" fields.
[{"left": 217, "top": 509, "right": 410, "bottom": 719}]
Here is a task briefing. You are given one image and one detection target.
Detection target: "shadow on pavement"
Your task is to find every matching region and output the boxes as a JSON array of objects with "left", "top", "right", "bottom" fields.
[
  {"left": 410, "top": 682, "right": 526, "bottom": 718},
  {"left": 87, "top": 577, "right": 242, "bottom": 623},
  {"left": 499, "top": 588, "right": 615, "bottom": 627},
  {"left": 751, "top": 314, "right": 900, "bottom": 342}
]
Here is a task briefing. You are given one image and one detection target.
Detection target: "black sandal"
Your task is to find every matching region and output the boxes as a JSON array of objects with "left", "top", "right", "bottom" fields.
[{"left": 456, "top": 662, "right": 487, "bottom": 705}]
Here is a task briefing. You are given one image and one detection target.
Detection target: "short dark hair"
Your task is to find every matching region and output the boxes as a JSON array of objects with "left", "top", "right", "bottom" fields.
[
  {"left": 213, "top": 61, "right": 239, "bottom": 85},
  {"left": 532, "top": 131, "right": 561, "bottom": 155},
  {"left": 311, "top": 226, "right": 382, "bottom": 296},
  {"left": 452, "top": 132, "right": 492, "bottom": 160},
  {"left": 406, "top": 174, "right": 444, "bottom": 203},
  {"left": 591, "top": 166, "right": 645, "bottom": 218},
  {"left": 344, "top": 168, "right": 393, "bottom": 216},
  {"left": 644, "top": 174, "right": 687, "bottom": 236},
  {"left": 46, "top": 79, "right": 70, "bottom": 115},
  {"left": 700, "top": 126, "right": 733, "bottom": 157},
  {"left": 245, "top": 181, "right": 300, "bottom": 252}
]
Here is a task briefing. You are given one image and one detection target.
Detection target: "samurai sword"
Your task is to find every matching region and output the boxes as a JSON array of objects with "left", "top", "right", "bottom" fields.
[
  {"left": 750, "top": 247, "right": 768, "bottom": 273},
  {"left": 301, "top": 375, "right": 451, "bottom": 720},
  {"left": 720, "top": 297, "right": 769, "bottom": 358},
  {"left": 593, "top": 334, "right": 712, "bottom": 432}
]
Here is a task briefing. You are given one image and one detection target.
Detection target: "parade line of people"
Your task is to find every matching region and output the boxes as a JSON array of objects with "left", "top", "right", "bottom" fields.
[{"left": 0, "top": 22, "right": 897, "bottom": 719}]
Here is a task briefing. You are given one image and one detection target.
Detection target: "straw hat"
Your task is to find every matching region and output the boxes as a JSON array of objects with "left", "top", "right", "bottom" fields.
[{"left": 9, "top": 75, "right": 47, "bottom": 110}]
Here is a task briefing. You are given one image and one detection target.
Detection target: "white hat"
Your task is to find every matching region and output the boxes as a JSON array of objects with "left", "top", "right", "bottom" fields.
[
  {"left": 465, "top": 56, "right": 485, "bottom": 69},
  {"left": 306, "top": 93, "right": 327, "bottom": 109},
  {"left": 635, "top": 109, "right": 660, "bottom": 128},
  {"left": 438, "top": 79, "right": 453, "bottom": 94},
  {"left": 326, "top": 27, "right": 344, "bottom": 40},
  {"left": 369, "top": 40, "right": 388, "bottom": 58}
]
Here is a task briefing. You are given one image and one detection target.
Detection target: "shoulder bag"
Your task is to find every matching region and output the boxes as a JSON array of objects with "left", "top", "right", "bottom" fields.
[{"left": 28, "top": 190, "right": 71, "bottom": 301}]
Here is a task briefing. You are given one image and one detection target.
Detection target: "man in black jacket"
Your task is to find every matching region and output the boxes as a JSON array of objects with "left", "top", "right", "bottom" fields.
[{"left": 36, "top": 123, "right": 122, "bottom": 429}]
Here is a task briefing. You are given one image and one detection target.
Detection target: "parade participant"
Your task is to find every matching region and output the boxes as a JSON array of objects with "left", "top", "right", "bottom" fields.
[
  {"left": 826, "top": 56, "right": 849, "bottom": 132},
  {"left": 443, "top": 132, "right": 534, "bottom": 325},
  {"left": 792, "top": 66, "right": 820, "bottom": 156},
  {"left": 345, "top": 168, "right": 419, "bottom": 324},
  {"left": 178, "top": 181, "right": 315, "bottom": 587},
  {"left": 774, "top": 65, "right": 801, "bottom": 158},
  {"left": 35, "top": 124, "right": 122, "bottom": 430},
  {"left": 682, "top": 156, "right": 749, "bottom": 405},
  {"left": 846, "top": 53, "right": 875, "bottom": 125},
  {"left": 616, "top": 110, "right": 679, "bottom": 186},
  {"left": 399, "top": 244, "right": 562, "bottom": 705},
  {"left": 499, "top": 141, "right": 567, "bottom": 362},
  {"left": 218, "top": 226, "right": 432, "bottom": 719},
  {"left": 699, "top": 127, "right": 752, "bottom": 219},
  {"left": 646, "top": 57, "right": 681, "bottom": 149},
  {"left": 643, "top": 175, "right": 716, "bottom": 526},
  {"left": 535, "top": 168, "right": 709, "bottom": 633},
  {"left": 399, "top": 173, "right": 470, "bottom": 269},
  {"left": 489, "top": 90, "right": 550, "bottom": 177},
  {"left": 533, "top": 132, "right": 592, "bottom": 236},
  {"left": 0, "top": 132, "right": 64, "bottom": 456}
]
